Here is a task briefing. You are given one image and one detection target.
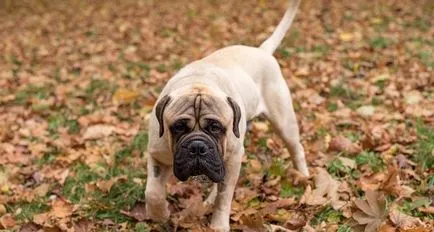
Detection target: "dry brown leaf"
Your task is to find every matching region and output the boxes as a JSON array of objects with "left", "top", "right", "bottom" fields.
[
  {"left": 328, "top": 136, "right": 362, "bottom": 155},
  {"left": 73, "top": 219, "right": 95, "bottom": 232},
  {"left": 300, "top": 168, "right": 345, "bottom": 209},
  {"left": 0, "top": 214, "right": 16, "bottom": 229},
  {"left": 50, "top": 199, "right": 73, "bottom": 218},
  {"left": 33, "top": 213, "right": 50, "bottom": 226},
  {"left": 96, "top": 179, "right": 115, "bottom": 193},
  {"left": 82, "top": 124, "right": 115, "bottom": 140},
  {"left": 352, "top": 190, "right": 387, "bottom": 232},
  {"left": 120, "top": 203, "right": 147, "bottom": 221},
  {"left": 389, "top": 205, "right": 422, "bottom": 230},
  {"left": 239, "top": 213, "right": 267, "bottom": 232},
  {"left": 34, "top": 183, "right": 50, "bottom": 197}
]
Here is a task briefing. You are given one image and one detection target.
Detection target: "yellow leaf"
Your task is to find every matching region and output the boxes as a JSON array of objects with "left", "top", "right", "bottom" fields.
[
  {"left": 112, "top": 88, "right": 138, "bottom": 104},
  {"left": 339, "top": 32, "right": 354, "bottom": 42}
]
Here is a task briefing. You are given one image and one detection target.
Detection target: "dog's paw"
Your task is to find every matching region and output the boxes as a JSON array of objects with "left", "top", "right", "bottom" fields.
[
  {"left": 210, "top": 224, "right": 230, "bottom": 232},
  {"left": 145, "top": 200, "right": 170, "bottom": 222}
]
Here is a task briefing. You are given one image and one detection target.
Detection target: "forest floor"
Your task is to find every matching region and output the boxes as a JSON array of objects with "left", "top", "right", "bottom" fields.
[{"left": 0, "top": 0, "right": 433, "bottom": 231}]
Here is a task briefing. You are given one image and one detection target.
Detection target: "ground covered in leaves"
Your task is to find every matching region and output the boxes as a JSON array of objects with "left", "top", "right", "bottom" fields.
[{"left": 0, "top": 0, "right": 433, "bottom": 231}]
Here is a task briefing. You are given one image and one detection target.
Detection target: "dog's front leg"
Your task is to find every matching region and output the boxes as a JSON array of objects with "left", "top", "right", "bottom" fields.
[
  {"left": 210, "top": 149, "right": 243, "bottom": 232},
  {"left": 145, "top": 155, "right": 171, "bottom": 221}
]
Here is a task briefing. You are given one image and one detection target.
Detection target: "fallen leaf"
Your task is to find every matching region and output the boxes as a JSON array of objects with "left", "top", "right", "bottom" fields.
[
  {"left": 0, "top": 204, "right": 5, "bottom": 216},
  {"left": 50, "top": 199, "right": 73, "bottom": 218},
  {"left": 300, "top": 168, "right": 345, "bottom": 210},
  {"left": 339, "top": 32, "right": 354, "bottom": 42},
  {"left": 33, "top": 213, "right": 50, "bottom": 226},
  {"left": 34, "top": 183, "right": 50, "bottom": 197},
  {"left": 328, "top": 136, "right": 361, "bottom": 154},
  {"left": 239, "top": 213, "right": 266, "bottom": 232},
  {"left": 120, "top": 203, "right": 147, "bottom": 221},
  {"left": 96, "top": 179, "right": 115, "bottom": 193},
  {"left": 112, "top": 88, "right": 138, "bottom": 104},
  {"left": 357, "top": 105, "right": 376, "bottom": 117},
  {"left": 73, "top": 219, "right": 95, "bottom": 232},
  {"left": 82, "top": 124, "right": 115, "bottom": 140},
  {"left": 352, "top": 190, "right": 387, "bottom": 232},
  {"left": 0, "top": 214, "right": 16, "bottom": 229},
  {"left": 389, "top": 205, "right": 422, "bottom": 230}
]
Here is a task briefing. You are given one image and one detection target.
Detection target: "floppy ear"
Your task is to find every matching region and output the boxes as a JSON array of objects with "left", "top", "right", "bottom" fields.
[
  {"left": 155, "top": 95, "right": 172, "bottom": 137},
  {"left": 227, "top": 97, "right": 241, "bottom": 138}
]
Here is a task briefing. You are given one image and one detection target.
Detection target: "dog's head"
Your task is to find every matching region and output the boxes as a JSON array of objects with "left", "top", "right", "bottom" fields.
[{"left": 154, "top": 86, "right": 241, "bottom": 183}]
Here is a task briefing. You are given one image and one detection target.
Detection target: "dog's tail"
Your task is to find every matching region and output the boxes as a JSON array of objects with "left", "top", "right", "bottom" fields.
[{"left": 259, "top": 0, "right": 301, "bottom": 54}]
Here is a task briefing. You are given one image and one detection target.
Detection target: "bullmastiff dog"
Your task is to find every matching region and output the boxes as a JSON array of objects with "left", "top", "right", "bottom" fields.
[{"left": 145, "top": 0, "right": 308, "bottom": 230}]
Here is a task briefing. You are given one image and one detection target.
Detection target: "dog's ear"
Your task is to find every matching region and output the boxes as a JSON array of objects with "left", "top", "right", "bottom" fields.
[
  {"left": 155, "top": 95, "right": 172, "bottom": 137},
  {"left": 227, "top": 97, "right": 241, "bottom": 138}
]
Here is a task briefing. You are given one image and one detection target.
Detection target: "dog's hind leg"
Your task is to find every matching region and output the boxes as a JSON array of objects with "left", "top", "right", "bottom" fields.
[{"left": 261, "top": 65, "right": 309, "bottom": 176}]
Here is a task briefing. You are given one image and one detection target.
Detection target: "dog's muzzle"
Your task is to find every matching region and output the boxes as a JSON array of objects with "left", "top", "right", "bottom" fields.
[{"left": 173, "top": 134, "right": 225, "bottom": 183}]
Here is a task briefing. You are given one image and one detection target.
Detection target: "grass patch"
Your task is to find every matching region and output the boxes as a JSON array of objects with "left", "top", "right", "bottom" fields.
[
  {"left": 48, "top": 113, "right": 80, "bottom": 135},
  {"left": 37, "top": 148, "right": 61, "bottom": 166},
  {"left": 15, "top": 85, "right": 51, "bottom": 105},
  {"left": 269, "top": 159, "right": 285, "bottom": 177},
  {"left": 123, "top": 61, "right": 150, "bottom": 79},
  {"left": 356, "top": 151, "right": 385, "bottom": 172},
  {"left": 7, "top": 200, "right": 49, "bottom": 221},
  {"left": 135, "top": 222, "right": 151, "bottom": 232},
  {"left": 399, "top": 198, "right": 432, "bottom": 218},
  {"left": 419, "top": 51, "right": 434, "bottom": 68},
  {"left": 311, "top": 206, "right": 343, "bottom": 226},
  {"left": 63, "top": 161, "right": 147, "bottom": 223},
  {"left": 337, "top": 224, "right": 353, "bottom": 232},
  {"left": 414, "top": 122, "right": 434, "bottom": 170},
  {"left": 280, "top": 181, "right": 304, "bottom": 198},
  {"left": 327, "top": 158, "right": 352, "bottom": 178},
  {"left": 329, "top": 84, "right": 363, "bottom": 109},
  {"left": 370, "top": 37, "right": 389, "bottom": 49},
  {"left": 327, "top": 102, "right": 338, "bottom": 112}
]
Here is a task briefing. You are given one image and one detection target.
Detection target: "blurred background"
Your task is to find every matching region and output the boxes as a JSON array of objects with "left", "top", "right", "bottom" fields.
[{"left": 0, "top": 0, "right": 433, "bottom": 231}]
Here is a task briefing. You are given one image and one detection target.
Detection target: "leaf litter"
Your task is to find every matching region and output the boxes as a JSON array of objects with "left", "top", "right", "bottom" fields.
[{"left": 0, "top": 0, "right": 433, "bottom": 231}]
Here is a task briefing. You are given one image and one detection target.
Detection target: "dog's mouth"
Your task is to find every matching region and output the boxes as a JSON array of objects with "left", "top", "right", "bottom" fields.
[{"left": 173, "top": 135, "right": 225, "bottom": 183}]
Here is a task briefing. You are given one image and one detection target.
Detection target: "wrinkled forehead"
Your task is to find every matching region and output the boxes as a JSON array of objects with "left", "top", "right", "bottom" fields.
[{"left": 166, "top": 94, "right": 230, "bottom": 122}]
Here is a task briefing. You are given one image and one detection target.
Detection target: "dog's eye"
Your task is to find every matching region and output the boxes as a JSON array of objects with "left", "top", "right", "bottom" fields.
[
  {"left": 208, "top": 122, "right": 222, "bottom": 134},
  {"left": 172, "top": 121, "right": 187, "bottom": 133}
]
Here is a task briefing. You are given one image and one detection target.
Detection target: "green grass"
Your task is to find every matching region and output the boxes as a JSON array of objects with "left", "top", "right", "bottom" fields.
[
  {"left": 329, "top": 84, "right": 364, "bottom": 110},
  {"left": 356, "top": 151, "right": 385, "bottom": 172},
  {"left": 399, "top": 198, "right": 432, "bottom": 218},
  {"left": 419, "top": 51, "right": 433, "bottom": 68},
  {"left": 15, "top": 85, "right": 51, "bottom": 105},
  {"left": 63, "top": 161, "right": 147, "bottom": 223},
  {"left": 414, "top": 122, "right": 434, "bottom": 170},
  {"left": 311, "top": 206, "right": 343, "bottom": 226},
  {"left": 327, "top": 102, "right": 338, "bottom": 112},
  {"left": 370, "top": 37, "right": 389, "bottom": 49},
  {"left": 62, "top": 131, "right": 149, "bottom": 223},
  {"left": 269, "top": 159, "right": 285, "bottom": 177},
  {"left": 37, "top": 148, "right": 61, "bottom": 166},
  {"left": 135, "top": 222, "right": 151, "bottom": 232},
  {"left": 6, "top": 200, "right": 49, "bottom": 221},
  {"left": 280, "top": 181, "right": 304, "bottom": 198},
  {"left": 115, "top": 131, "right": 148, "bottom": 164},
  {"left": 47, "top": 113, "right": 81, "bottom": 135},
  {"left": 327, "top": 158, "right": 352, "bottom": 178},
  {"left": 337, "top": 224, "right": 353, "bottom": 232}
]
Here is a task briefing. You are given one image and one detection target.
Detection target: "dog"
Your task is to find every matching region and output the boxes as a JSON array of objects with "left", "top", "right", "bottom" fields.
[{"left": 145, "top": 0, "right": 308, "bottom": 231}]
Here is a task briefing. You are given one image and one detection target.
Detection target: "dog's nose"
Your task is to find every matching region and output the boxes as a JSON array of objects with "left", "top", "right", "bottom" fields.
[{"left": 188, "top": 140, "right": 208, "bottom": 156}]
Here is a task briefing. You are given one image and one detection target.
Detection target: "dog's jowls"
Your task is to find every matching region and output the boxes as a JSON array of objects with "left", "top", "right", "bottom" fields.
[{"left": 145, "top": 1, "right": 308, "bottom": 231}]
